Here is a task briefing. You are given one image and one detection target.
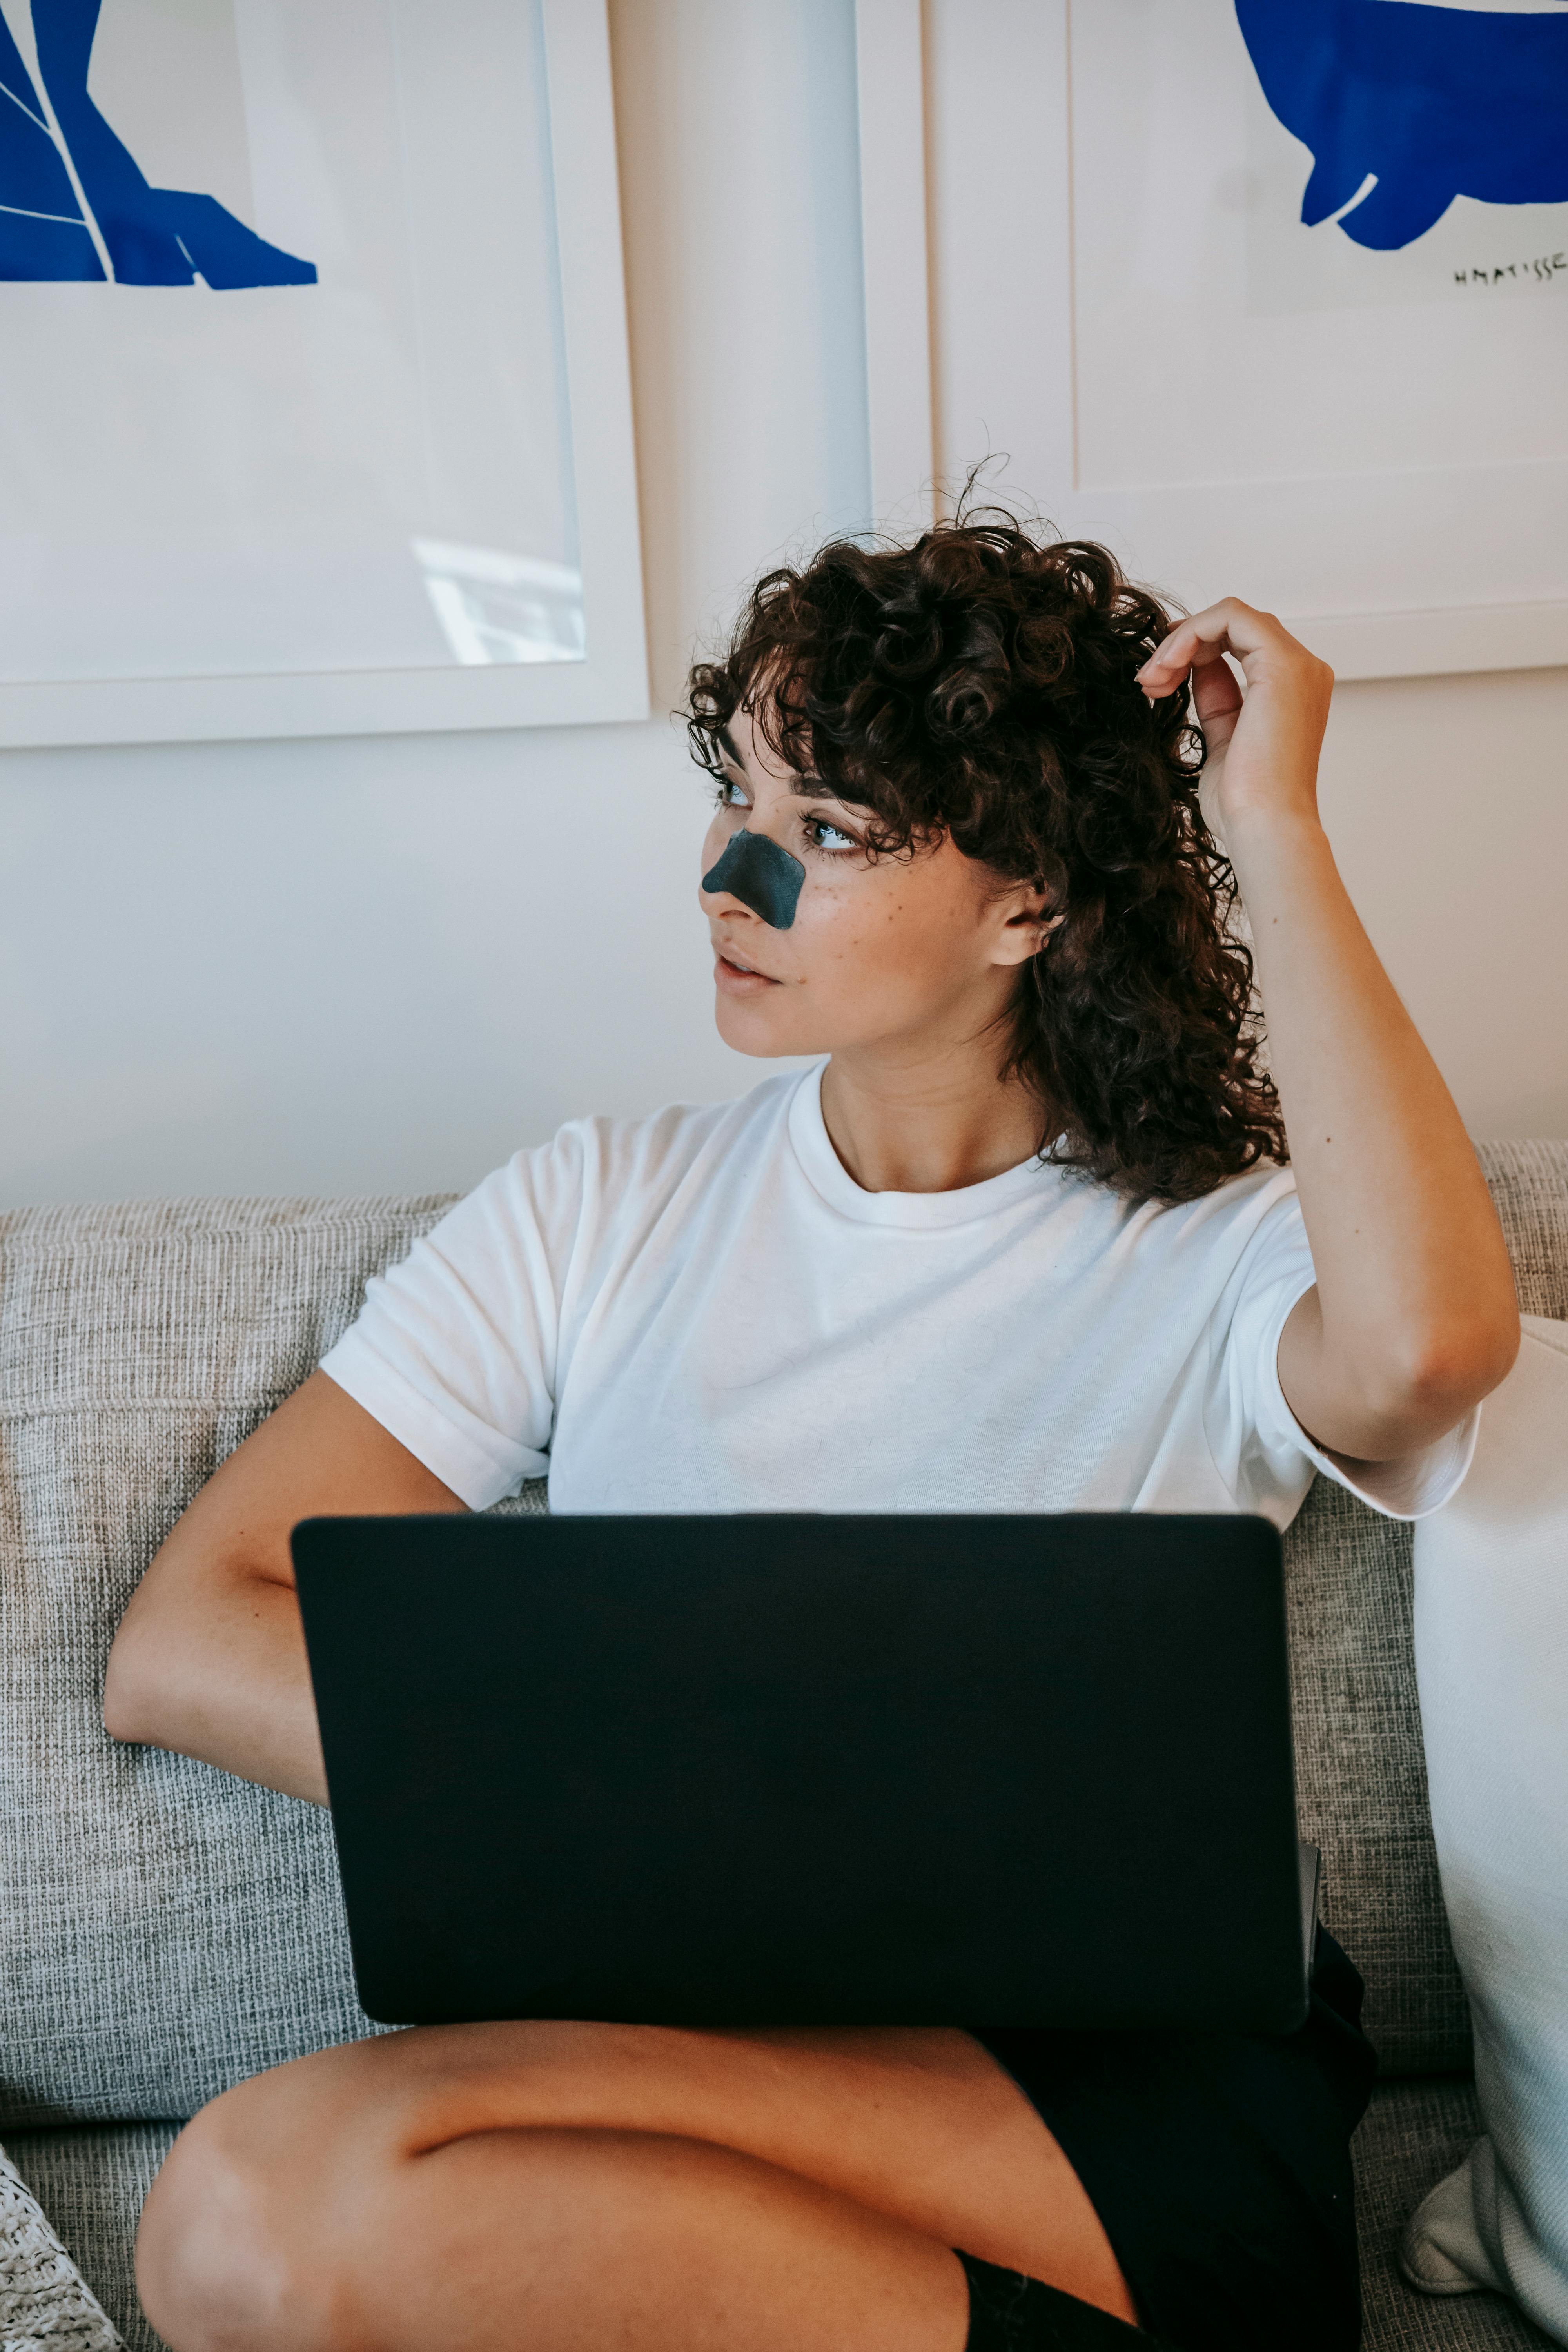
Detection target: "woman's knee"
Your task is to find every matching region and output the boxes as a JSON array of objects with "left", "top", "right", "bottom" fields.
[{"left": 135, "top": 2072, "right": 381, "bottom": 2352}]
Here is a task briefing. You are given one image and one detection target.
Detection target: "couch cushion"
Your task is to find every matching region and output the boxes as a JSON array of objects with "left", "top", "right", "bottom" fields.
[
  {"left": 1477, "top": 1143, "right": 1568, "bottom": 1322},
  {"left": 0, "top": 1195, "right": 502, "bottom": 2128},
  {"left": 1355, "top": 2080, "right": 1555, "bottom": 2349},
  {"left": 1285, "top": 1480, "right": 1470, "bottom": 2077}
]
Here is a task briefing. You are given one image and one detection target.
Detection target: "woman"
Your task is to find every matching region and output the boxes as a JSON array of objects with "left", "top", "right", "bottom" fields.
[{"left": 104, "top": 521, "right": 1518, "bottom": 2352}]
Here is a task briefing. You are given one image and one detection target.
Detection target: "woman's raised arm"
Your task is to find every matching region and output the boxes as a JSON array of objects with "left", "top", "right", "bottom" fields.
[
  {"left": 103, "top": 1369, "right": 464, "bottom": 1804},
  {"left": 1136, "top": 602, "right": 1519, "bottom": 1469}
]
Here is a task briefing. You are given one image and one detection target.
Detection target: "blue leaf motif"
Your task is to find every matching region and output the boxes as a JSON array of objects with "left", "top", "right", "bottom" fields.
[
  {"left": 1234, "top": 0, "right": 1568, "bottom": 250},
  {"left": 0, "top": 0, "right": 316, "bottom": 286}
]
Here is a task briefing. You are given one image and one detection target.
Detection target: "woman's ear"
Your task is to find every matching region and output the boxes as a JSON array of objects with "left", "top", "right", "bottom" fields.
[{"left": 989, "top": 884, "right": 1064, "bottom": 969}]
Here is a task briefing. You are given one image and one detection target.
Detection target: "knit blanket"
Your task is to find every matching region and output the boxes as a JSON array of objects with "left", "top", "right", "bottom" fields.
[{"left": 0, "top": 2150, "right": 120, "bottom": 2352}]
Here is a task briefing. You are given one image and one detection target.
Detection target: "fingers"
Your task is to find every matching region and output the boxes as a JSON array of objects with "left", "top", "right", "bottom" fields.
[
  {"left": 1134, "top": 600, "right": 1328, "bottom": 704},
  {"left": 1134, "top": 600, "right": 1263, "bottom": 698},
  {"left": 1189, "top": 655, "right": 1243, "bottom": 731}
]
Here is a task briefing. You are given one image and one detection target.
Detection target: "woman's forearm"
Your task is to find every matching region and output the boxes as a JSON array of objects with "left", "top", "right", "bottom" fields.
[
  {"left": 1227, "top": 807, "right": 1518, "bottom": 1458},
  {"left": 105, "top": 1549, "right": 330, "bottom": 1804},
  {"left": 102, "top": 1369, "right": 465, "bottom": 1806}
]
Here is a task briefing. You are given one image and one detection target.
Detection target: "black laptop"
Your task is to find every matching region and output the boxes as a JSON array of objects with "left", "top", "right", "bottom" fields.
[{"left": 293, "top": 1512, "right": 1319, "bottom": 2035}]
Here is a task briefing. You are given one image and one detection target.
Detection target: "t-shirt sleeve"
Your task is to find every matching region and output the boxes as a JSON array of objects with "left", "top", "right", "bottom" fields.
[
  {"left": 319, "top": 1146, "right": 574, "bottom": 1509},
  {"left": 1205, "top": 1187, "right": 1480, "bottom": 1525}
]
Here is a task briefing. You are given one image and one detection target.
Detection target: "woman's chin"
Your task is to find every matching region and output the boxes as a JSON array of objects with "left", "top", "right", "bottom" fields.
[{"left": 714, "top": 993, "right": 813, "bottom": 1060}]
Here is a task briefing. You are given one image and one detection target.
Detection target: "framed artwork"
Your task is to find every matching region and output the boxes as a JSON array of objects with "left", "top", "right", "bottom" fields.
[
  {"left": 0, "top": 0, "right": 646, "bottom": 746},
  {"left": 859, "top": 0, "right": 1568, "bottom": 681}
]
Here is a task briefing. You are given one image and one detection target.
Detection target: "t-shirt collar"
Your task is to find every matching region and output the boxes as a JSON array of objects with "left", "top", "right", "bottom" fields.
[{"left": 787, "top": 1060, "right": 1058, "bottom": 1229}]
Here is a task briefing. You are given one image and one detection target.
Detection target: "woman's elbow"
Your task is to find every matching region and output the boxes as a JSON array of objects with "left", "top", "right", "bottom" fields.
[
  {"left": 102, "top": 1619, "right": 157, "bottom": 1745},
  {"left": 103, "top": 1590, "right": 189, "bottom": 1747},
  {"left": 1385, "top": 1302, "right": 1521, "bottom": 1439}
]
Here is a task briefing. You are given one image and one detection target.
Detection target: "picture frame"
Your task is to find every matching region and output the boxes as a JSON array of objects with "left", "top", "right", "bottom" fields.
[
  {"left": 858, "top": 0, "right": 1568, "bottom": 682},
  {"left": 0, "top": 0, "right": 647, "bottom": 748}
]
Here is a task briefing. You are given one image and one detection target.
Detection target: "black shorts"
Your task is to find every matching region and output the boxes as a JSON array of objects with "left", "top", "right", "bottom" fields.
[{"left": 971, "top": 1930, "right": 1377, "bottom": 2352}]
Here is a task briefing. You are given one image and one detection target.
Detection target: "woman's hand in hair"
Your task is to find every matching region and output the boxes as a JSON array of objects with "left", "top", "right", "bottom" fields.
[
  {"left": 1134, "top": 600, "right": 1334, "bottom": 855},
  {"left": 1140, "top": 602, "right": 1517, "bottom": 1470}
]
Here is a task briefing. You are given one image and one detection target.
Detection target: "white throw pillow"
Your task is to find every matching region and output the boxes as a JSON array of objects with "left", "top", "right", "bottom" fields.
[
  {"left": 1401, "top": 1316, "right": 1568, "bottom": 2341},
  {"left": 0, "top": 2144, "right": 122, "bottom": 2351}
]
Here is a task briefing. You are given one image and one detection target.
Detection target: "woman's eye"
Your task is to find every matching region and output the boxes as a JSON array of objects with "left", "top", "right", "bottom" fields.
[
  {"left": 804, "top": 816, "right": 856, "bottom": 852},
  {"left": 715, "top": 775, "right": 748, "bottom": 808}
]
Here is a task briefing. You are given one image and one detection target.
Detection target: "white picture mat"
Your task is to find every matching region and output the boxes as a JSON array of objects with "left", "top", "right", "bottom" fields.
[
  {"left": 865, "top": 0, "right": 1568, "bottom": 681},
  {"left": 0, "top": 0, "right": 576, "bottom": 683},
  {"left": 0, "top": 0, "right": 647, "bottom": 744}
]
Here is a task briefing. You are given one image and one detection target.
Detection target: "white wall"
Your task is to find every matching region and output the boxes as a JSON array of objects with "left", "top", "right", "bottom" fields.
[
  {"left": 0, "top": 0, "right": 867, "bottom": 1208},
  {"left": 1316, "top": 665, "right": 1568, "bottom": 1142},
  {"left": 0, "top": 0, "right": 1561, "bottom": 1209}
]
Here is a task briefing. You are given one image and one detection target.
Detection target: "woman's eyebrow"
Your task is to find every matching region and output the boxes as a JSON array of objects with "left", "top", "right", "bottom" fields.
[
  {"left": 715, "top": 725, "right": 861, "bottom": 812},
  {"left": 789, "top": 775, "right": 862, "bottom": 810}
]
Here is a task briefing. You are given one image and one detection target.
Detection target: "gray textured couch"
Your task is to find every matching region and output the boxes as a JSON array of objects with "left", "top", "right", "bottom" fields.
[{"left": 2, "top": 1150, "right": 1566, "bottom": 2352}]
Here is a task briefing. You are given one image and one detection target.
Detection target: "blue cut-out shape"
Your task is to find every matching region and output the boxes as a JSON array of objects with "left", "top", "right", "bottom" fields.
[
  {"left": 0, "top": 0, "right": 315, "bottom": 285},
  {"left": 1235, "top": 0, "right": 1568, "bottom": 250},
  {"left": 0, "top": 5, "right": 102, "bottom": 277}
]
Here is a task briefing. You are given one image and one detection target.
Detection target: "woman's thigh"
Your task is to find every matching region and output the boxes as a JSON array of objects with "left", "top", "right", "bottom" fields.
[{"left": 137, "top": 2022, "right": 1139, "bottom": 2349}]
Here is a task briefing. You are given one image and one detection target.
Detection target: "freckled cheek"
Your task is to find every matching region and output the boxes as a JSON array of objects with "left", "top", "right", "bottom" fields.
[
  {"left": 793, "top": 889, "right": 874, "bottom": 970},
  {"left": 797, "top": 883, "right": 943, "bottom": 989}
]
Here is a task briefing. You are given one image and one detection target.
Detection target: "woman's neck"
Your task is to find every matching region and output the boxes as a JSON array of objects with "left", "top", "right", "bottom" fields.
[{"left": 817, "top": 1049, "right": 1049, "bottom": 1195}]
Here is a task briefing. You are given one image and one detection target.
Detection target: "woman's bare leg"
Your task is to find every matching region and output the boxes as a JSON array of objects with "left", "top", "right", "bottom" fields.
[
  {"left": 138, "top": 2022, "right": 1139, "bottom": 2352},
  {"left": 146, "top": 2123, "right": 969, "bottom": 2352}
]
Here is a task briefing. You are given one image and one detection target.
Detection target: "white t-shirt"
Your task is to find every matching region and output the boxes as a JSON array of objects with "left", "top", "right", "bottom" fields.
[{"left": 321, "top": 1062, "right": 1477, "bottom": 1527}]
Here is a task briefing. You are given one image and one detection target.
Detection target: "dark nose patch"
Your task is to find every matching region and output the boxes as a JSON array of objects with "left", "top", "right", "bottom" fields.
[{"left": 701, "top": 828, "right": 806, "bottom": 930}]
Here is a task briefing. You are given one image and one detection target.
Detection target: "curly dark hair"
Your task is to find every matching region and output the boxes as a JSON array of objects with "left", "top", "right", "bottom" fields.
[{"left": 684, "top": 512, "right": 1287, "bottom": 1204}]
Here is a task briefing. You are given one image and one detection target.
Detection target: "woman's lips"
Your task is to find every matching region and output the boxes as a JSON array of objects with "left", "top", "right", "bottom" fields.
[{"left": 714, "top": 951, "right": 782, "bottom": 994}]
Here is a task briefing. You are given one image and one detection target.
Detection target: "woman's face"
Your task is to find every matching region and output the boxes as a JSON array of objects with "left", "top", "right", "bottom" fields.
[{"left": 699, "top": 704, "right": 1049, "bottom": 1065}]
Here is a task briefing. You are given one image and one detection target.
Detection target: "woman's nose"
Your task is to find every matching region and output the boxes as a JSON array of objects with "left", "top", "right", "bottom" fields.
[{"left": 700, "top": 828, "right": 806, "bottom": 929}]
